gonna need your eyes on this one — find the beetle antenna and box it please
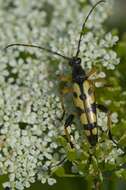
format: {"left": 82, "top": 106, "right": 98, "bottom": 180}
{"left": 75, "top": 0, "right": 105, "bottom": 58}
{"left": 5, "top": 43, "right": 71, "bottom": 61}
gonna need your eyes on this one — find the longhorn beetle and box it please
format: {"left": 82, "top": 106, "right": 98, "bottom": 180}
{"left": 5, "top": 0, "right": 118, "bottom": 147}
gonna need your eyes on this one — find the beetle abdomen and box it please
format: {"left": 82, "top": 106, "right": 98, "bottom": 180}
{"left": 84, "top": 123, "right": 98, "bottom": 146}
{"left": 73, "top": 81, "right": 98, "bottom": 145}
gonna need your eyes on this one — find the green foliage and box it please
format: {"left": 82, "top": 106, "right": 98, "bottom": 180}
{"left": 53, "top": 167, "right": 65, "bottom": 177}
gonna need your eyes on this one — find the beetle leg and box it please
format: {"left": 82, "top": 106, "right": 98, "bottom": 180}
{"left": 86, "top": 67, "right": 97, "bottom": 78}
{"left": 62, "top": 87, "right": 73, "bottom": 95}
{"left": 58, "top": 74, "right": 72, "bottom": 121}
{"left": 51, "top": 114, "right": 76, "bottom": 169}
{"left": 64, "top": 114, "right": 75, "bottom": 148}
{"left": 59, "top": 87, "right": 73, "bottom": 121}
{"left": 92, "top": 78, "right": 106, "bottom": 83}
{"left": 93, "top": 79, "right": 113, "bottom": 88}
{"left": 59, "top": 95, "right": 65, "bottom": 121}
{"left": 59, "top": 75, "right": 72, "bottom": 82}
{"left": 96, "top": 104, "right": 118, "bottom": 145}
{"left": 86, "top": 69, "right": 112, "bottom": 88}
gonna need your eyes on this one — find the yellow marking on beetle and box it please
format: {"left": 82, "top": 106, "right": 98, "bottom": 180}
{"left": 73, "top": 81, "right": 96, "bottom": 124}
{"left": 88, "top": 112, "right": 96, "bottom": 124}
{"left": 62, "top": 87, "right": 73, "bottom": 95}
{"left": 83, "top": 80, "right": 90, "bottom": 92}
{"left": 83, "top": 80, "right": 95, "bottom": 104}
{"left": 73, "top": 83, "right": 84, "bottom": 110}
{"left": 73, "top": 83, "right": 81, "bottom": 95}
{"left": 92, "top": 128, "right": 97, "bottom": 135}
{"left": 88, "top": 98, "right": 95, "bottom": 104}
{"left": 86, "top": 93, "right": 95, "bottom": 104}
{"left": 85, "top": 130, "right": 91, "bottom": 137}
{"left": 88, "top": 93, "right": 95, "bottom": 104}
{"left": 81, "top": 80, "right": 96, "bottom": 124}
{"left": 73, "top": 97, "right": 84, "bottom": 110}
{"left": 80, "top": 113, "right": 88, "bottom": 125}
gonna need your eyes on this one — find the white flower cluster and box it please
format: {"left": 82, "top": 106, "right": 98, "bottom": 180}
{"left": 0, "top": 0, "right": 121, "bottom": 189}
{"left": 1, "top": 78, "right": 65, "bottom": 189}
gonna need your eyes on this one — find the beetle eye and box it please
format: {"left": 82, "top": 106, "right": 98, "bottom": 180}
{"left": 69, "top": 57, "right": 81, "bottom": 66}
{"left": 69, "top": 59, "right": 73, "bottom": 66}
{"left": 76, "top": 58, "right": 81, "bottom": 64}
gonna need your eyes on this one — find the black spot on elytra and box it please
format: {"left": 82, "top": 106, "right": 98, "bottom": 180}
{"left": 79, "top": 94, "right": 86, "bottom": 100}
{"left": 76, "top": 107, "right": 84, "bottom": 115}
{"left": 88, "top": 87, "right": 94, "bottom": 95}
{"left": 91, "top": 103, "right": 96, "bottom": 113}
{"left": 87, "top": 134, "right": 98, "bottom": 146}
{"left": 84, "top": 123, "right": 97, "bottom": 129}
{"left": 73, "top": 92, "right": 77, "bottom": 98}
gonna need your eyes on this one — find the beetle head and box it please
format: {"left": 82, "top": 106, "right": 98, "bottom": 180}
{"left": 69, "top": 57, "right": 81, "bottom": 67}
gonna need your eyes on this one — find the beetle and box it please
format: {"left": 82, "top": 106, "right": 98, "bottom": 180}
{"left": 5, "top": 0, "right": 117, "bottom": 147}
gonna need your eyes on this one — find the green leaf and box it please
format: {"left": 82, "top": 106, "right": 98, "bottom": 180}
{"left": 54, "top": 167, "right": 65, "bottom": 177}
{"left": 67, "top": 149, "right": 77, "bottom": 161}
{"left": 104, "top": 163, "right": 116, "bottom": 171}
{"left": 56, "top": 136, "right": 68, "bottom": 147}
{"left": 115, "top": 168, "right": 126, "bottom": 179}
{"left": 119, "top": 133, "right": 126, "bottom": 146}
{"left": 116, "top": 42, "right": 126, "bottom": 58}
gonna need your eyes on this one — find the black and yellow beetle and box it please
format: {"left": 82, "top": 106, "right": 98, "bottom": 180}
{"left": 5, "top": 0, "right": 116, "bottom": 147}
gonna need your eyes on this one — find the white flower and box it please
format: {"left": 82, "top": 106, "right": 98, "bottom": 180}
{"left": 48, "top": 178, "right": 57, "bottom": 186}
{"left": 111, "top": 112, "right": 119, "bottom": 123}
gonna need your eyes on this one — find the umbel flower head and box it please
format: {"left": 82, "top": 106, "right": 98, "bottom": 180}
{"left": 0, "top": 0, "right": 124, "bottom": 189}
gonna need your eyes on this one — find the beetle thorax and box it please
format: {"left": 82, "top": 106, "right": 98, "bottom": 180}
{"left": 72, "top": 65, "right": 86, "bottom": 84}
